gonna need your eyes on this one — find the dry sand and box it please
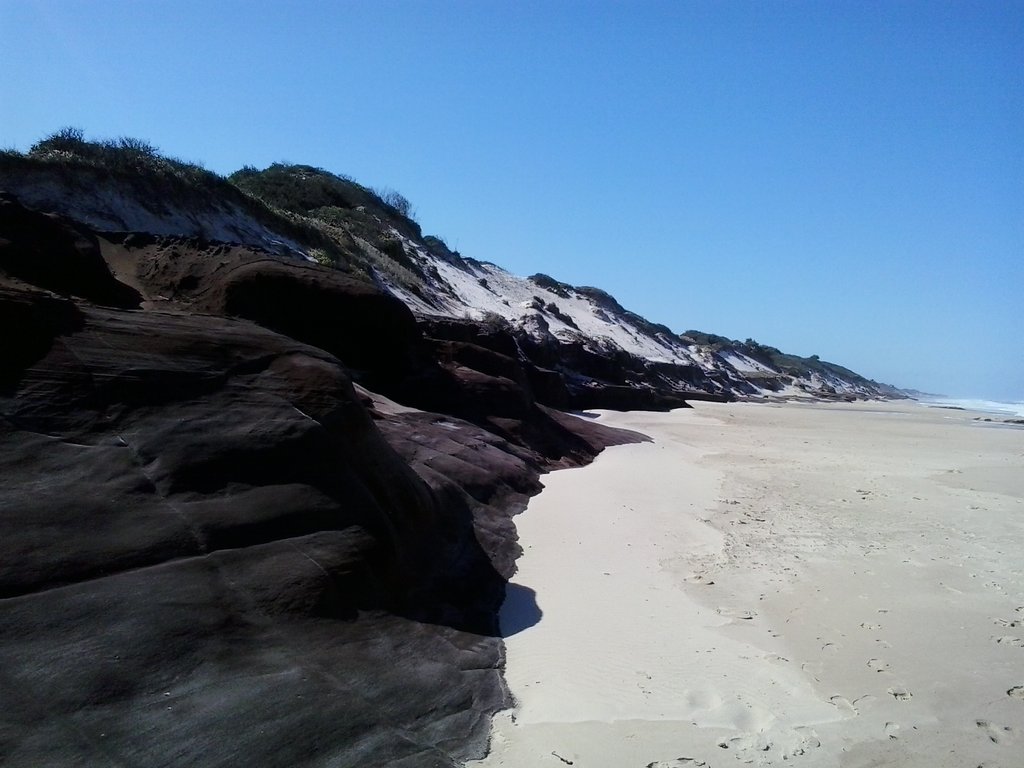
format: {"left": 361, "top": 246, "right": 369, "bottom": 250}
{"left": 467, "top": 401, "right": 1024, "bottom": 768}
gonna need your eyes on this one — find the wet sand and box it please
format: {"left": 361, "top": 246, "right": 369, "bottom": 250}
{"left": 468, "top": 401, "right": 1024, "bottom": 768}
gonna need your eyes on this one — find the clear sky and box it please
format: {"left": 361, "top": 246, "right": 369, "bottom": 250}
{"left": 2, "top": 1, "right": 1021, "bottom": 399}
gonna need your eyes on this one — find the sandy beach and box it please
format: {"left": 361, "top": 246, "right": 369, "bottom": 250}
{"left": 468, "top": 401, "right": 1024, "bottom": 768}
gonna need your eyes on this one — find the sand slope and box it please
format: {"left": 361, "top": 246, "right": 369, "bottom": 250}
{"left": 469, "top": 402, "right": 1024, "bottom": 768}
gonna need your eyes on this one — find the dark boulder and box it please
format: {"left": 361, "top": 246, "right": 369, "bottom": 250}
{"left": 206, "top": 259, "right": 423, "bottom": 380}
{"left": 0, "top": 289, "right": 512, "bottom": 766}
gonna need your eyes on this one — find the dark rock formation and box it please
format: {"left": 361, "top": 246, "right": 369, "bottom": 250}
{"left": 0, "top": 192, "right": 140, "bottom": 308}
{"left": 0, "top": 195, "right": 642, "bottom": 767}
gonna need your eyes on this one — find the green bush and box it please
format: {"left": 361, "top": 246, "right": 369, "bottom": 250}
{"left": 308, "top": 247, "right": 334, "bottom": 267}
{"left": 21, "top": 127, "right": 221, "bottom": 191}
{"left": 528, "top": 273, "right": 571, "bottom": 298}
{"left": 373, "top": 187, "right": 415, "bottom": 221}
{"left": 30, "top": 126, "right": 86, "bottom": 154}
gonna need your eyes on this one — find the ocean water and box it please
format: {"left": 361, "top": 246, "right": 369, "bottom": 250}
{"left": 920, "top": 397, "right": 1024, "bottom": 419}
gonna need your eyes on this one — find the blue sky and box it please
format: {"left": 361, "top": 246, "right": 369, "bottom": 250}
{"left": 2, "top": 1, "right": 1021, "bottom": 399}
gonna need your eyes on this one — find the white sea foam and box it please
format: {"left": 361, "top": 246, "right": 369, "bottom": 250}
{"left": 920, "top": 397, "right": 1024, "bottom": 418}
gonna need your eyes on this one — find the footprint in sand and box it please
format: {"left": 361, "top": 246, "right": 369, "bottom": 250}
{"left": 636, "top": 671, "right": 653, "bottom": 696}
{"left": 976, "top": 720, "right": 1015, "bottom": 744}
{"left": 829, "top": 695, "right": 857, "bottom": 716}
{"left": 993, "top": 617, "right": 1021, "bottom": 628}
{"left": 1008, "top": 686, "right": 1024, "bottom": 699}
{"left": 992, "top": 635, "right": 1024, "bottom": 647}
{"left": 884, "top": 721, "right": 900, "bottom": 740}
{"left": 718, "top": 728, "right": 821, "bottom": 760}
{"left": 860, "top": 622, "right": 881, "bottom": 631}
{"left": 887, "top": 687, "right": 913, "bottom": 701}
{"left": 716, "top": 606, "right": 757, "bottom": 621}
{"left": 802, "top": 661, "right": 824, "bottom": 681}
{"left": 781, "top": 727, "right": 821, "bottom": 758}
{"left": 853, "top": 694, "right": 878, "bottom": 710}
{"left": 867, "top": 658, "right": 891, "bottom": 673}
{"left": 646, "top": 760, "right": 707, "bottom": 768}
{"left": 683, "top": 574, "right": 716, "bottom": 586}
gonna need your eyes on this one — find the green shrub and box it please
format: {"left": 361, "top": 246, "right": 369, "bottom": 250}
{"left": 373, "top": 187, "right": 415, "bottom": 221}
{"left": 308, "top": 247, "right": 334, "bottom": 267}
{"left": 528, "top": 273, "right": 571, "bottom": 298}
{"left": 479, "top": 311, "right": 510, "bottom": 332}
{"left": 21, "top": 128, "right": 222, "bottom": 191}
{"left": 30, "top": 126, "right": 86, "bottom": 154}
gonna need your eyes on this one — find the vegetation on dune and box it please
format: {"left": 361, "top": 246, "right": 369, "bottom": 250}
{"left": 1, "top": 129, "right": 439, "bottom": 293}
{"left": 4, "top": 127, "right": 221, "bottom": 189}
{"left": 227, "top": 163, "right": 436, "bottom": 294}
{"left": 528, "top": 273, "right": 572, "bottom": 298}
{"left": 683, "top": 329, "right": 878, "bottom": 387}
{"left": 228, "top": 163, "right": 419, "bottom": 236}
{"left": 0, "top": 128, "right": 346, "bottom": 261}
{"left": 681, "top": 330, "right": 734, "bottom": 350}
{"left": 739, "top": 339, "right": 845, "bottom": 379}
{"left": 374, "top": 187, "right": 415, "bottom": 221}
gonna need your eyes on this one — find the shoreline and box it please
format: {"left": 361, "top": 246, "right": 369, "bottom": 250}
{"left": 469, "top": 400, "right": 1024, "bottom": 767}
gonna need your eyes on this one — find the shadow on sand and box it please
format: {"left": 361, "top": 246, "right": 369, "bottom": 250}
{"left": 499, "top": 582, "right": 542, "bottom": 637}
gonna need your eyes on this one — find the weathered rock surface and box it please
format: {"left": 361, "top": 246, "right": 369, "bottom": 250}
{"left": 0, "top": 195, "right": 642, "bottom": 767}
{"left": 0, "top": 191, "right": 140, "bottom": 309}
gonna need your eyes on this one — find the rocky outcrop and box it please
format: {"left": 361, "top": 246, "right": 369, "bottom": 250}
{"left": 0, "top": 192, "right": 140, "bottom": 308}
{"left": 418, "top": 316, "right": 702, "bottom": 413}
{"left": 100, "top": 234, "right": 638, "bottom": 465}
{"left": 0, "top": 195, "right": 641, "bottom": 767}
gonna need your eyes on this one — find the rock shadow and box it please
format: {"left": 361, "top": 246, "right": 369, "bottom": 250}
{"left": 499, "top": 582, "right": 542, "bottom": 637}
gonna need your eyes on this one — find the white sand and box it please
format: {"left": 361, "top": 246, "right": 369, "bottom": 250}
{"left": 468, "top": 401, "right": 1024, "bottom": 768}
